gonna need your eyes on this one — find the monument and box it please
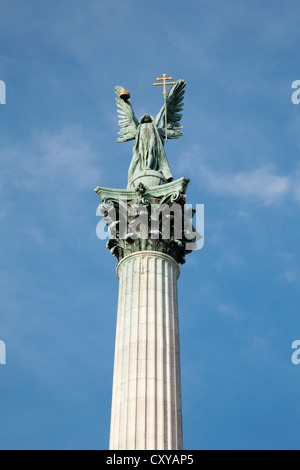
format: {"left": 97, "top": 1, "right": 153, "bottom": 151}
{"left": 95, "top": 75, "right": 200, "bottom": 450}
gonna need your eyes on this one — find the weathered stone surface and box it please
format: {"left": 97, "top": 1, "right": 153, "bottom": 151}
{"left": 95, "top": 177, "right": 200, "bottom": 265}
{"left": 109, "top": 251, "right": 182, "bottom": 450}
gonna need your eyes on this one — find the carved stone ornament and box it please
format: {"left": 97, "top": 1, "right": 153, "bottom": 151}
{"left": 95, "top": 176, "right": 201, "bottom": 265}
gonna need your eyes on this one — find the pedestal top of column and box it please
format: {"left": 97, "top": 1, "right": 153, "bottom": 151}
{"left": 116, "top": 250, "right": 180, "bottom": 280}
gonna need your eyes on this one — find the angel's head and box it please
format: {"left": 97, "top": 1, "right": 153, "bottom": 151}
{"left": 140, "top": 114, "right": 154, "bottom": 124}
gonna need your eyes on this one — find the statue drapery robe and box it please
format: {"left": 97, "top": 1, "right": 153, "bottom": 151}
{"left": 128, "top": 118, "right": 173, "bottom": 183}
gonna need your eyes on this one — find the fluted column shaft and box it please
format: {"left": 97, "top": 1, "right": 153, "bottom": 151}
{"left": 109, "top": 251, "right": 183, "bottom": 450}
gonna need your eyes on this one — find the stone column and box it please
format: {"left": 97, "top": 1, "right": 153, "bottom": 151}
{"left": 109, "top": 251, "right": 183, "bottom": 450}
{"left": 95, "top": 177, "right": 200, "bottom": 450}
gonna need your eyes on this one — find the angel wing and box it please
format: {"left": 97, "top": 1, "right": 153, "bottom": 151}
{"left": 115, "top": 86, "right": 139, "bottom": 143}
{"left": 155, "top": 79, "right": 186, "bottom": 140}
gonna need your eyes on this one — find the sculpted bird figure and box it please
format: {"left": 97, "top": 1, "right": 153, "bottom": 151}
{"left": 115, "top": 80, "right": 186, "bottom": 187}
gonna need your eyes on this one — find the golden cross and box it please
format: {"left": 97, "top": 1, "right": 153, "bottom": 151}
{"left": 153, "top": 73, "right": 177, "bottom": 97}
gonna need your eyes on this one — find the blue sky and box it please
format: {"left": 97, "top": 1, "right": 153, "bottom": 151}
{"left": 0, "top": 0, "right": 300, "bottom": 450}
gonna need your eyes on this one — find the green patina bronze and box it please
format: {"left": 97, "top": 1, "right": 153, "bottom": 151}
{"left": 115, "top": 80, "right": 186, "bottom": 188}
{"left": 95, "top": 79, "right": 201, "bottom": 265}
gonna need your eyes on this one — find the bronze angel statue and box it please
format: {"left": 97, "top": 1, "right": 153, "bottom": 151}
{"left": 115, "top": 80, "right": 186, "bottom": 187}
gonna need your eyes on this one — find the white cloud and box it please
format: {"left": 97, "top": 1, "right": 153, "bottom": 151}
{"left": 245, "top": 336, "right": 269, "bottom": 355}
{"left": 218, "top": 302, "right": 245, "bottom": 321}
{"left": 282, "top": 269, "right": 299, "bottom": 283}
{"left": 203, "top": 163, "right": 289, "bottom": 205}
{"left": 181, "top": 148, "right": 295, "bottom": 206}
{"left": 0, "top": 126, "right": 103, "bottom": 238}
{"left": 290, "top": 165, "right": 300, "bottom": 202}
{"left": 22, "top": 227, "right": 48, "bottom": 247}
{"left": 21, "top": 126, "right": 101, "bottom": 190}
{"left": 0, "top": 126, "right": 103, "bottom": 210}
